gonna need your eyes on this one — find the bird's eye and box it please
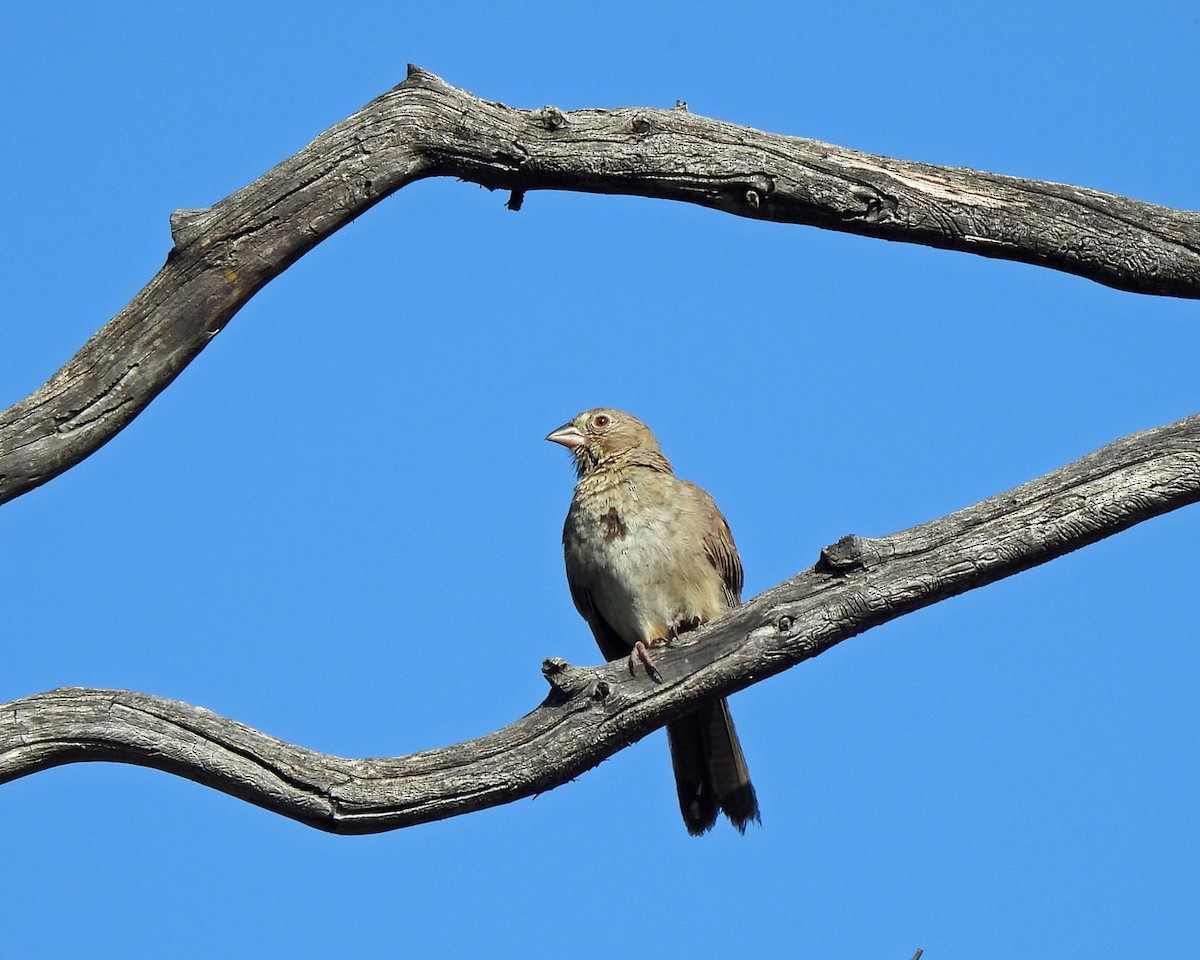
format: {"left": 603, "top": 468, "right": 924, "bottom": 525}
{"left": 593, "top": 414, "right": 610, "bottom": 428}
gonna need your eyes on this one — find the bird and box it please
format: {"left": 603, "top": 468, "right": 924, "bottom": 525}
{"left": 546, "top": 407, "right": 760, "bottom": 835}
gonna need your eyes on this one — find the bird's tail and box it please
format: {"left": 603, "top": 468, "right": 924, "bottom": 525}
{"left": 667, "top": 698, "right": 760, "bottom": 836}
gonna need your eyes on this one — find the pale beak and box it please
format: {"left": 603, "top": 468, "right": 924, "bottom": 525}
{"left": 545, "top": 422, "right": 586, "bottom": 448}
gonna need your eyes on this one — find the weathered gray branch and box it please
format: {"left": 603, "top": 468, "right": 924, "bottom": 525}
{"left": 3, "top": 412, "right": 1197, "bottom": 832}
{"left": 3, "top": 65, "right": 1197, "bottom": 829}
{"left": 2, "top": 66, "right": 1198, "bottom": 507}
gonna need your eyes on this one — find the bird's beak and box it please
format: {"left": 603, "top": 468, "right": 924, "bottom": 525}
{"left": 545, "top": 422, "right": 586, "bottom": 448}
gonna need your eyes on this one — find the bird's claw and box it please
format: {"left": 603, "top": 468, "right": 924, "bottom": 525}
{"left": 629, "top": 639, "right": 665, "bottom": 683}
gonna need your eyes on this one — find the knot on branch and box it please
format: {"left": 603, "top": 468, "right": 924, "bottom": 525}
{"left": 168, "top": 208, "right": 213, "bottom": 249}
{"left": 542, "top": 657, "right": 606, "bottom": 701}
{"left": 848, "top": 187, "right": 898, "bottom": 225}
{"left": 403, "top": 64, "right": 441, "bottom": 86}
{"left": 819, "top": 534, "right": 886, "bottom": 572}
{"left": 536, "top": 105, "right": 565, "bottom": 130}
{"left": 741, "top": 174, "right": 775, "bottom": 211}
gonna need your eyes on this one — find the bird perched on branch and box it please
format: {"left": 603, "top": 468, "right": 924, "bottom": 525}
{"left": 546, "top": 407, "right": 760, "bottom": 835}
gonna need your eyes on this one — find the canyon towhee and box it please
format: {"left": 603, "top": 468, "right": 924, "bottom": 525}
{"left": 547, "top": 407, "right": 760, "bottom": 835}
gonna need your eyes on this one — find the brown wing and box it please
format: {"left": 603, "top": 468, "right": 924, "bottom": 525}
{"left": 690, "top": 481, "right": 743, "bottom": 607}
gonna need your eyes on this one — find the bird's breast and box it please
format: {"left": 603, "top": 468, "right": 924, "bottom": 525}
{"left": 564, "top": 475, "right": 728, "bottom": 645}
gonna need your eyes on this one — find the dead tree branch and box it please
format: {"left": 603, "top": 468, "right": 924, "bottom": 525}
{"left": 1, "top": 66, "right": 1198, "bottom": 507}
{"left": 3, "top": 412, "right": 1197, "bottom": 832}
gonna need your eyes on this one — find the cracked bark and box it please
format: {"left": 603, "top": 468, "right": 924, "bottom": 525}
{"left": 2, "top": 66, "right": 1197, "bottom": 507}
{"left": 4, "top": 412, "right": 1199, "bottom": 831}
{"left": 1, "top": 67, "right": 1197, "bottom": 831}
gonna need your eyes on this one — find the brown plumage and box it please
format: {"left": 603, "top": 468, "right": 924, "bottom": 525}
{"left": 546, "top": 407, "right": 760, "bottom": 835}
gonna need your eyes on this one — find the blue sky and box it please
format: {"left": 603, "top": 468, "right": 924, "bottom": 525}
{"left": 2, "top": 3, "right": 1197, "bottom": 957}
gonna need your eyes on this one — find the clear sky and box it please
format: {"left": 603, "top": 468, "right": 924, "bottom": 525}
{"left": 2, "top": 3, "right": 1197, "bottom": 958}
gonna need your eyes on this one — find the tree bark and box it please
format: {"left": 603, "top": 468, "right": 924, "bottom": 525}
{"left": 2, "top": 67, "right": 1198, "bottom": 831}
{"left": 3, "top": 411, "right": 1197, "bottom": 832}
{"left": 1, "top": 66, "right": 1197, "bottom": 508}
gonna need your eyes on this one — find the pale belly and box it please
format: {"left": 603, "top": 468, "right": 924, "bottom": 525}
{"left": 564, "top": 488, "right": 728, "bottom": 646}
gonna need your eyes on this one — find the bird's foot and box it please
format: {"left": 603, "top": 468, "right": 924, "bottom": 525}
{"left": 628, "top": 639, "right": 666, "bottom": 684}
{"left": 675, "top": 615, "right": 703, "bottom": 635}
{"left": 668, "top": 614, "right": 704, "bottom": 643}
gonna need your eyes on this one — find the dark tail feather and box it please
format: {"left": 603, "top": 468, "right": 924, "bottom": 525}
{"left": 667, "top": 698, "right": 760, "bottom": 836}
{"left": 705, "top": 698, "right": 760, "bottom": 832}
{"left": 667, "top": 711, "right": 720, "bottom": 835}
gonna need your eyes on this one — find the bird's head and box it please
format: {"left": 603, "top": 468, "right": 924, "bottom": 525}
{"left": 546, "top": 408, "right": 672, "bottom": 479}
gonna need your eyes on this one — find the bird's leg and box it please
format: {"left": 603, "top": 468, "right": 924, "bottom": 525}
{"left": 669, "top": 615, "right": 704, "bottom": 641}
{"left": 629, "top": 638, "right": 666, "bottom": 683}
